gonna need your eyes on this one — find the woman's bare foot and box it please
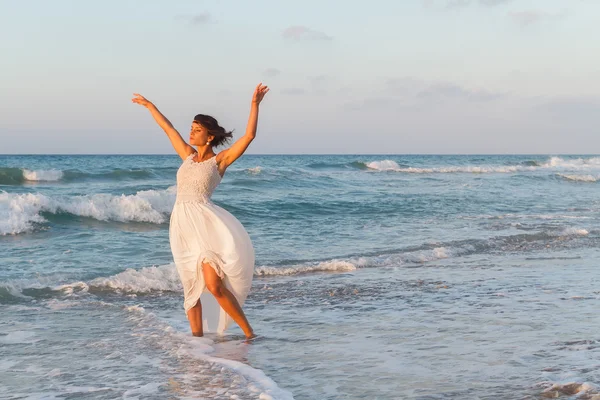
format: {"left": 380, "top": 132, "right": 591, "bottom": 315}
{"left": 192, "top": 332, "right": 203, "bottom": 337}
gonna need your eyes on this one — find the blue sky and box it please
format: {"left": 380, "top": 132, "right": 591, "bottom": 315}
{"left": 1, "top": 0, "right": 598, "bottom": 154}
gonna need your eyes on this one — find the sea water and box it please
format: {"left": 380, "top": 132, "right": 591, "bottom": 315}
{"left": 1, "top": 154, "right": 600, "bottom": 399}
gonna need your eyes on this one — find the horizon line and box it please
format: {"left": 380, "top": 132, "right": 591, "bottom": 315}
{"left": 1, "top": 153, "right": 600, "bottom": 157}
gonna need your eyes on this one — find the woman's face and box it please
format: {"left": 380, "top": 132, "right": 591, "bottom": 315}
{"left": 189, "top": 122, "right": 214, "bottom": 146}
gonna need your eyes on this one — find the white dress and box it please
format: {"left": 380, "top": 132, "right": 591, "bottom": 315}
{"left": 169, "top": 153, "right": 255, "bottom": 333}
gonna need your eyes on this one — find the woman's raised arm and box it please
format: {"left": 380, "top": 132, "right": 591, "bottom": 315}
{"left": 218, "top": 84, "right": 269, "bottom": 169}
{"left": 132, "top": 93, "right": 194, "bottom": 160}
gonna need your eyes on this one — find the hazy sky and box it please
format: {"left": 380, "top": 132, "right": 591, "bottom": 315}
{"left": 1, "top": 0, "right": 599, "bottom": 154}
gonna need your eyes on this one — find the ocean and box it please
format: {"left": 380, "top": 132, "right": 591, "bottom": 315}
{"left": 1, "top": 154, "right": 600, "bottom": 399}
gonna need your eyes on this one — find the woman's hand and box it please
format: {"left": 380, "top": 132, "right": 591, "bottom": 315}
{"left": 132, "top": 93, "right": 153, "bottom": 108}
{"left": 251, "top": 83, "right": 269, "bottom": 105}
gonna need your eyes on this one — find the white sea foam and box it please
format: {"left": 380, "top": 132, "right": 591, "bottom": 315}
{"left": 557, "top": 173, "right": 599, "bottom": 182}
{"left": 366, "top": 160, "right": 403, "bottom": 171}
{"left": 247, "top": 166, "right": 262, "bottom": 174}
{"left": 0, "top": 282, "right": 31, "bottom": 299}
{"left": 540, "top": 381, "right": 597, "bottom": 397}
{"left": 54, "top": 281, "right": 89, "bottom": 295}
{"left": 254, "top": 260, "right": 357, "bottom": 276}
{"left": 0, "top": 188, "right": 176, "bottom": 235}
{"left": 2, "top": 264, "right": 179, "bottom": 299}
{"left": 22, "top": 169, "right": 64, "bottom": 181}
{"left": 121, "top": 382, "right": 163, "bottom": 398}
{"left": 202, "top": 355, "right": 294, "bottom": 400}
{"left": 554, "top": 227, "right": 589, "bottom": 237}
{"left": 45, "top": 299, "right": 81, "bottom": 310}
{"left": 0, "top": 330, "right": 38, "bottom": 344}
{"left": 542, "top": 156, "right": 600, "bottom": 169}
{"left": 88, "top": 264, "right": 181, "bottom": 293}
{"left": 0, "top": 192, "right": 48, "bottom": 235}
{"left": 123, "top": 302, "right": 295, "bottom": 399}
{"left": 365, "top": 160, "right": 527, "bottom": 174}
{"left": 254, "top": 248, "right": 460, "bottom": 277}
{"left": 365, "top": 156, "right": 600, "bottom": 174}
{"left": 357, "top": 245, "right": 472, "bottom": 267}
{"left": 124, "top": 305, "right": 146, "bottom": 313}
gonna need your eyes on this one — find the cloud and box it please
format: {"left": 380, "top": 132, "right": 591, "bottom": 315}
{"left": 345, "top": 78, "right": 505, "bottom": 111}
{"left": 343, "top": 78, "right": 506, "bottom": 113}
{"left": 418, "top": 82, "right": 503, "bottom": 101}
{"left": 191, "top": 13, "right": 211, "bottom": 24}
{"left": 282, "top": 26, "right": 332, "bottom": 41}
{"left": 479, "top": 0, "right": 513, "bottom": 6}
{"left": 307, "top": 75, "right": 331, "bottom": 86}
{"left": 508, "top": 10, "right": 566, "bottom": 27}
{"left": 508, "top": 10, "right": 545, "bottom": 26}
{"left": 263, "top": 68, "right": 281, "bottom": 78}
{"left": 445, "top": 0, "right": 471, "bottom": 10}
{"left": 385, "top": 78, "right": 503, "bottom": 102}
{"left": 176, "top": 12, "right": 212, "bottom": 25}
{"left": 385, "top": 78, "right": 425, "bottom": 95}
{"left": 281, "top": 88, "right": 306, "bottom": 95}
{"left": 343, "top": 96, "right": 411, "bottom": 111}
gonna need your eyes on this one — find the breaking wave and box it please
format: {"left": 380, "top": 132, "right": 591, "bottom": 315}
{"left": 0, "top": 167, "right": 166, "bottom": 185}
{"left": 0, "top": 188, "right": 176, "bottom": 235}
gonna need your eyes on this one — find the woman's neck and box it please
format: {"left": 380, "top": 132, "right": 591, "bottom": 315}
{"left": 195, "top": 146, "right": 215, "bottom": 160}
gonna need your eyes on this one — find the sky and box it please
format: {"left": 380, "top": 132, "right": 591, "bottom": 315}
{"left": 0, "top": 0, "right": 599, "bottom": 154}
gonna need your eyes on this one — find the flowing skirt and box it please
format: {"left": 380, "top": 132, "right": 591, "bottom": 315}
{"left": 169, "top": 201, "right": 255, "bottom": 333}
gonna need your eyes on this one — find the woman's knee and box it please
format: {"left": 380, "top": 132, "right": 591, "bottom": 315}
{"left": 206, "top": 280, "right": 223, "bottom": 297}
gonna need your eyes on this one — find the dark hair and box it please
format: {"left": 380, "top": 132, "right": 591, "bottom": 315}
{"left": 193, "top": 114, "right": 233, "bottom": 147}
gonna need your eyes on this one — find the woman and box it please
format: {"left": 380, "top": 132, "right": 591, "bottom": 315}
{"left": 132, "top": 84, "right": 269, "bottom": 339}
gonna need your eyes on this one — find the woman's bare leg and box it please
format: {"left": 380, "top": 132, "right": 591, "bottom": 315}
{"left": 202, "top": 262, "right": 255, "bottom": 338}
{"left": 187, "top": 300, "right": 203, "bottom": 337}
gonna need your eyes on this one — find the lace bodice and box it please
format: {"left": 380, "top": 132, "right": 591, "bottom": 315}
{"left": 175, "top": 153, "right": 222, "bottom": 203}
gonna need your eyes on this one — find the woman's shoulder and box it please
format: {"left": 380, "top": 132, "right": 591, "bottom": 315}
{"left": 215, "top": 149, "right": 230, "bottom": 165}
{"left": 176, "top": 150, "right": 196, "bottom": 162}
